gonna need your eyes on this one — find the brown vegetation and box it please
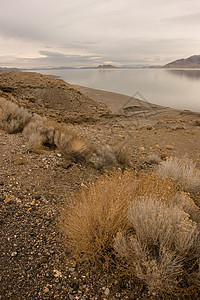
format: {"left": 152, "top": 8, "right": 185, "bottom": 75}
{"left": 156, "top": 156, "right": 200, "bottom": 193}
{"left": 0, "top": 97, "right": 32, "bottom": 133}
{"left": 0, "top": 97, "right": 120, "bottom": 170}
{"left": 60, "top": 167, "right": 200, "bottom": 296}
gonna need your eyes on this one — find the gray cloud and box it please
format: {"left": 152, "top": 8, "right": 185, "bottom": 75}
{"left": 0, "top": 0, "right": 200, "bottom": 68}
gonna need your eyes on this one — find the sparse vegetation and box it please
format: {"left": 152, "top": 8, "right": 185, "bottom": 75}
{"left": 156, "top": 156, "right": 200, "bottom": 193}
{"left": 59, "top": 170, "right": 176, "bottom": 266}
{"left": 146, "top": 153, "right": 162, "bottom": 164}
{"left": 0, "top": 98, "right": 120, "bottom": 169}
{"left": 1, "top": 71, "right": 200, "bottom": 299}
{"left": 60, "top": 168, "right": 200, "bottom": 296}
{"left": 0, "top": 98, "right": 32, "bottom": 133}
{"left": 115, "top": 197, "right": 199, "bottom": 294}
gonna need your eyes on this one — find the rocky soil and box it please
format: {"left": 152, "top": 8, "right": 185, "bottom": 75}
{"left": 1, "top": 70, "right": 200, "bottom": 299}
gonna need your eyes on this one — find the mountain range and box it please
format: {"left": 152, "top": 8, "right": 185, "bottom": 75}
{"left": 164, "top": 55, "right": 200, "bottom": 68}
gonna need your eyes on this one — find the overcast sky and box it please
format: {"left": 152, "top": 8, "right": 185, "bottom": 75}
{"left": 1, "top": 0, "right": 200, "bottom": 68}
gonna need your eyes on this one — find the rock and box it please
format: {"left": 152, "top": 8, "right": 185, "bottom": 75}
{"left": 166, "top": 145, "right": 174, "bottom": 150}
{"left": 139, "top": 147, "right": 145, "bottom": 151}
{"left": 105, "top": 288, "right": 110, "bottom": 295}
{"left": 154, "top": 144, "right": 160, "bottom": 149}
{"left": 68, "top": 267, "right": 75, "bottom": 272}
{"left": 159, "top": 151, "right": 168, "bottom": 159}
{"left": 43, "top": 287, "right": 49, "bottom": 293}
{"left": 53, "top": 269, "right": 62, "bottom": 278}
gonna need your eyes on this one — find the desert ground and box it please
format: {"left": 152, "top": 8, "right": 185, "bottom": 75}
{"left": 0, "top": 70, "right": 200, "bottom": 299}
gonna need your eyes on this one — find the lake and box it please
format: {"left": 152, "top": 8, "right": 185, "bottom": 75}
{"left": 34, "top": 68, "right": 200, "bottom": 112}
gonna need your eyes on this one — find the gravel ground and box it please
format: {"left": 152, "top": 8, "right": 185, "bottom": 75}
{"left": 1, "top": 70, "right": 200, "bottom": 299}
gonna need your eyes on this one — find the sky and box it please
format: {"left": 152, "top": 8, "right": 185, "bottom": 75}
{"left": 1, "top": 0, "right": 200, "bottom": 68}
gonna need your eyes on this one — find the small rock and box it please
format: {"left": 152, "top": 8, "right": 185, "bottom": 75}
{"left": 139, "top": 147, "right": 145, "bottom": 151}
{"left": 43, "top": 287, "right": 49, "bottom": 293}
{"left": 4, "top": 196, "right": 11, "bottom": 203}
{"left": 68, "top": 267, "right": 75, "bottom": 272}
{"left": 105, "top": 288, "right": 110, "bottom": 295}
{"left": 53, "top": 269, "right": 62, "bottom": 277}
{"left": 166, "top": 145, "right": 174, "bottom": 150}
{"left": 154, "top": 144, "right": 160, "bottom": 149}
{"left": 11, "top": 251, "right": 18, "bottom": 257}
{"left": 159, "top": 151, "right": 168, "bottom": 159}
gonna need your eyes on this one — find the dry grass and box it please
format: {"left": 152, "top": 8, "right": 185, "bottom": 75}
{"left": 59, "top": 170, "right": 178, "bottom": 268}
{"left": 146, "top": 153, "right": 162, "bottom": 164}
{"left": 24, "top": 116, "right": 118, "bottom": 169}
{"left": 156, "top": 156, "right": 200, "bottom": 193}
{"left": 115, "top": 197, "right": 199, "bottom": 294}
{"left": 0, "top": 98, "right": 123, "bottom": 169}
{"left": 0, "top": 98, "right": 31, "bottom": 133}
{"left": 60, "top": 169, "right": 200, "bottom": 295}
{"left": 23, "top": 118, "right": 56, "bottom": 151}
{"left": 59, "top": 170, "right": 136, "bottom": 267}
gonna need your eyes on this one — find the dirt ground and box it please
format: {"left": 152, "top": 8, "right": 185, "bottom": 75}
{"left": 1, "top": 70, "right": 200, "bottom": 299}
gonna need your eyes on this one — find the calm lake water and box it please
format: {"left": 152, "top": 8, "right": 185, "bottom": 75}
{"left": 35, "top": 68, "right": 200, "bottom": 112}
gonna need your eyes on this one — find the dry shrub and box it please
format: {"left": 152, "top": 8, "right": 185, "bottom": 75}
{"left": 54, "top": 126, "right": 91, "bottom": 162}
{"left": 146, "top": 153, "right": 162, "bottom": 164}
{"left": 113, "top": 144, "right": 130, "bottom": 168}
{"left": 61, "top": 169, "right": 200, "bottom": 295}
{"left": 156, "top": 156, "right": 200, "bottom": 193}
{"left": 173, "top": 192, "right": 200, "bottom": 224}
{"left": 23, "top": 117, "right": 56, "bottom": 151}
{"left": 59, "top": 170, "right": 178, "bottom": 268}
{"left": 59, "top": 170, "right": 136, "bottom": 267}
{"left": 23, "top": 115, "right": 117, "bottom": 169}
{"left": 115, "top": 197, "right": 199, "bottom": 294}
{"left": 0, "top": 98, "right": 31, "bottom": 133}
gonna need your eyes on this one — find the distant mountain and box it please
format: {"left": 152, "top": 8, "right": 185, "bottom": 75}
{"left": 96, "top": 64, "right": 118, "bottom": 69}
{"left": 164, "top": 55, "right": 200, "bottom": 68}
{"left": 0, "top": 67, "right": 20, "bottom": 70}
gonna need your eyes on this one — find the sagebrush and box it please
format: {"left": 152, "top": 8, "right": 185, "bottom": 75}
{"left": 61, "top": 169, "right": 200, "bottom": 296}
{"left": 0, "top": 98, "right": 32, "bottom": 133}
{"left": 0, "top": 98, "right": 121, "bottom": 169}
{"left": 156, "top": 156, "right": 200, "bottom": 193}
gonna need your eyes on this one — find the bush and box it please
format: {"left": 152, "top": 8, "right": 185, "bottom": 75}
{"left": 0, "top": 98, "right": 31, "bottom": 133}
{"left": 23, "top": 118, "right": 56, "bottom": 152}
{"left": 156, "top": 157, "right": 200, "bottom": 193}
{"left": 60, "top": 169, "right": 200, "bottom": 296}
{"left": 59, "top": 170, "right": 135, "bottom": 267}
{"left": 59, "top": 170, "right": 177, "bottom": 268}
{"left": 146, "top": 153, "right": 162, "bottom": 164}
{"left": 115, "top": 197, "right": 199, "bottom": 294}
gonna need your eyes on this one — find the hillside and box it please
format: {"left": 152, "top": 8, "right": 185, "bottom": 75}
{"left": 96, "top": 64, "right": 118, "bottom": 69}
{"left": 164, "top": 55, "right": 200, "bottom": 68}
{"left": 1, "top": 70, "right": 200, "bottom": 299}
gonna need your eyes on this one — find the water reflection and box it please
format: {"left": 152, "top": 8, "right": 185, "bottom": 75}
{"left": 167, "top": 69, "right": 200, "bottom": 80}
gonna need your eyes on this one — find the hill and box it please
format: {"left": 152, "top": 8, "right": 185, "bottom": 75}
{"left": 164, "top": 55, "right": 200, "bottom": 68}
{"left": 96, "top": 64, "right": 118, "bottom": 69}
{"left": 1, "top": 70, "right": 200, "bottom": 299}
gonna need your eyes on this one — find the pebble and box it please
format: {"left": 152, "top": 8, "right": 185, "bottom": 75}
{"left": 154, "top": 144, "right": 160, "bottom": 149}
{"left": 166, "top": 145, "right": 174, "bottom": 150}
{"left": 43, "top": 287, "right": 49, "bottom": 293}
{"left": 139, "top": 147, "right": 145, "bottom": 151}
{"left": 105, "top": 288, "right": 110, "bottom": 295}
{"left": 68, "top": 267, "right": 75, "bottom": 272}
{"left": 53, "top": 269, "right": 62, "bottom": 277}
